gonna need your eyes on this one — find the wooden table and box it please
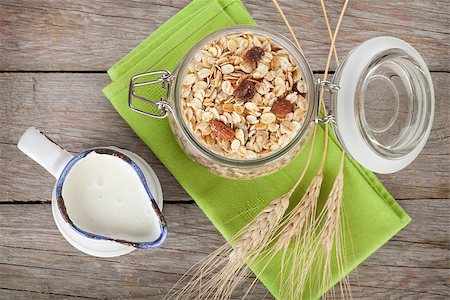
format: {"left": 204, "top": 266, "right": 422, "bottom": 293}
{"left": 1, "top": 1, "right": 448, "bottom": 299}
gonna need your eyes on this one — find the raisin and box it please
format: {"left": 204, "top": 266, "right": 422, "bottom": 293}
{"left": 234, "top": 80, "right": 256, "bottom": 101}
{"left": 244, "top": 46, "right": 265, "bottom": 65}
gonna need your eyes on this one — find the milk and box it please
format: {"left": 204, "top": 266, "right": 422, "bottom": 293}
{"left": 62, "top": 152, "right": 160, "bottom": 243}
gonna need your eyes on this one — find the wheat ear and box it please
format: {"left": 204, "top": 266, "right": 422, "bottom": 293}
{"left": 267, "top": 1, "right": 329, "bottom": 298}
{"left": 270, "top": 0, "right": 350, "bottom": 299}
{"left": 168, "top": 126, "right": 317, "bottom": 299}
{"left": 164, "top": 191, "right": 290, "bottom": 300}
{"left": 315, "top": 1, "right": 351, "bottom": 298}
{"left": 240, "top": 127, "right": 319, "bottom": 299}
{"left": 315, "top": 151, "right": 351, "bottom": 299}
{"left": 278, "top": 171, "right": 324, "bottom": 300}
{"left": 268, "top": 122, "right": 327, "bottom": 300}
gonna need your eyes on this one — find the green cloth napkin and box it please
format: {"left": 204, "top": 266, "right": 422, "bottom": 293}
{"left": 103, "top": 0, "right": 411, "bottom": 298}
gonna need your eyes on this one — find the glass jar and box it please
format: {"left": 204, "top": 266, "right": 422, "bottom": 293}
{"left": 128, "top": 25, "right": 434, "bottom": 178}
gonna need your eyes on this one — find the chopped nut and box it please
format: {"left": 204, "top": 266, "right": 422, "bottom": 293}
{"left": 233, "top": 103, "right": 245, "bottom": 114}
{"left": 270, "top": 56, "right": 280, "bottom": 70}
{"left": 222, "top": 103, "right": 234, "bottom": 112}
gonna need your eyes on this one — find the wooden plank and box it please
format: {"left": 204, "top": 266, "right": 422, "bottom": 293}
{"left": 0, "top": 200, "right": 448, "bottom": 299}
{"left": 1, "top": 72, "right": 448, "bottom": 202}
{"left": 0, "top": 73, "right": 191, "bottom": 202}
{"left": 0, "top": 0, "right": 448, "bottom": 72}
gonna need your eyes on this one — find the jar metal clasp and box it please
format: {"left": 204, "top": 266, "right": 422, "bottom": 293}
{"left": 128, "top": 70, "right": 174, "bottom": 119}
{"left": 314, "top": 78, "right": 340, "bottom": 125}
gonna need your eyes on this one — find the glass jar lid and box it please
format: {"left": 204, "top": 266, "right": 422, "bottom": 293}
{"left": 331, "top": 37, "right": 434, "bottom": 173}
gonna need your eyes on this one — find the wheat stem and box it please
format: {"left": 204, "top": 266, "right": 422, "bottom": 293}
{"left": 319, "top": 0, "right": 349, "bottom": 162}
{"left": 317, "top": 151, "right": 350, "bottom": 299}
{"left": 271, "top": 0, "right": 304, "bottom": 56}
{"left": 317, "top": 1, "right": 351, "bottom": 298}
{"left": 168, "top": 1, "right": 352, "bottom": 298}
{"left": 319, "top": 0, "right": 340, "bottom": 65}
{"left": 166, "top": 125, "right": 318, "bottom": 299}
{"left": 293, "top": 126, "right": 318, "bottom": 188}
{"left": 322, "top": 0, "right": 349, "bottom": 83}
{"left": 271, "top": 1, "right": 351, "bottom": 299}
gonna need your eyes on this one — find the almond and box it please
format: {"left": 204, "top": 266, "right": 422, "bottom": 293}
{"left": 270, "top": 99, "right": 294, "bottom": 118}
{"left": 210, "top": 119, "right": 234, "bottom": 141}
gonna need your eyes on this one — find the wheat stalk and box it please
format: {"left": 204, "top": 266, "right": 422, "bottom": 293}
{"left": 319, "top": 0, "right": 340, "bottom": 65}
{"left": 270, "top": 1, "right": 351, "bottom": 299}
{"left": 232, "top": 194, "right": 290, "bottom": 261}
{"left": 164, "top": 196, "right": 288, "bottom": 299}
{"left": 167, "top": 0, "right": 351, "bottom": 298}
{"left": 271, "top": 0, "right": 304, "bottom": 56}
{"left": 203, "top": 195, "right": 289, "bottom": 300}
{"left": 315, "top": 2, "right": 351, "bottom": 298}
{"left": 164, "top": 194, "right": 293, "bottom": 300}
{"left": 251, "top": 1, "right": 351, "bottom": 296}
{"left": 165, "top": 127, "right": 318, "bottom": 300}
{"left": 277, "top": 171, "right": 324, "bottom": 300}
{"left": 315, "top": 151, "right": 351, "bottom": 299}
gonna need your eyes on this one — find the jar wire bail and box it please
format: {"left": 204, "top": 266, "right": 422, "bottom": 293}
{"left": 128, "top": 70, "right": 173, "bottom": 119}
{"left": 315, "top": 78, "right": 339, "bottom": 125}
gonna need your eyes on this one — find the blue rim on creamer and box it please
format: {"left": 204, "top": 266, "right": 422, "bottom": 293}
{"left": 55, "top": 148, "right": 167, "bottom": 249}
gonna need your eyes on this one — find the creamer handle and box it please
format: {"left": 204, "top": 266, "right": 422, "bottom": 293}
{"left": 18, "top": 127, "right": 74, "bottom": 179}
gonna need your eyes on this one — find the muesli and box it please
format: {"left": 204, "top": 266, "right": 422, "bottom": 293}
{"left": 181, "top": 32, "right": 308, "bottom": 159}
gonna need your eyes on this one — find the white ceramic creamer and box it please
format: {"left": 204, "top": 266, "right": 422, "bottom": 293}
{"left": 62, "top": 152, "right": 161, "bottom": 243}
{"left": 18, "top": 127, "right": 167, "bottom": 257}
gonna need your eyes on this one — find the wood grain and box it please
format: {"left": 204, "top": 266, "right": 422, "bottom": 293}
{"left": 0, "top": 0, "right": 448, "bottom": 72}
{"left": 0, "top": 1, "right": 449, "bottom": 299}
{"left": 0, "top": 200, "right": 448, "bottom": 299}
{"left": 1, "top": 72, "right": 448, "bottom": 203}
